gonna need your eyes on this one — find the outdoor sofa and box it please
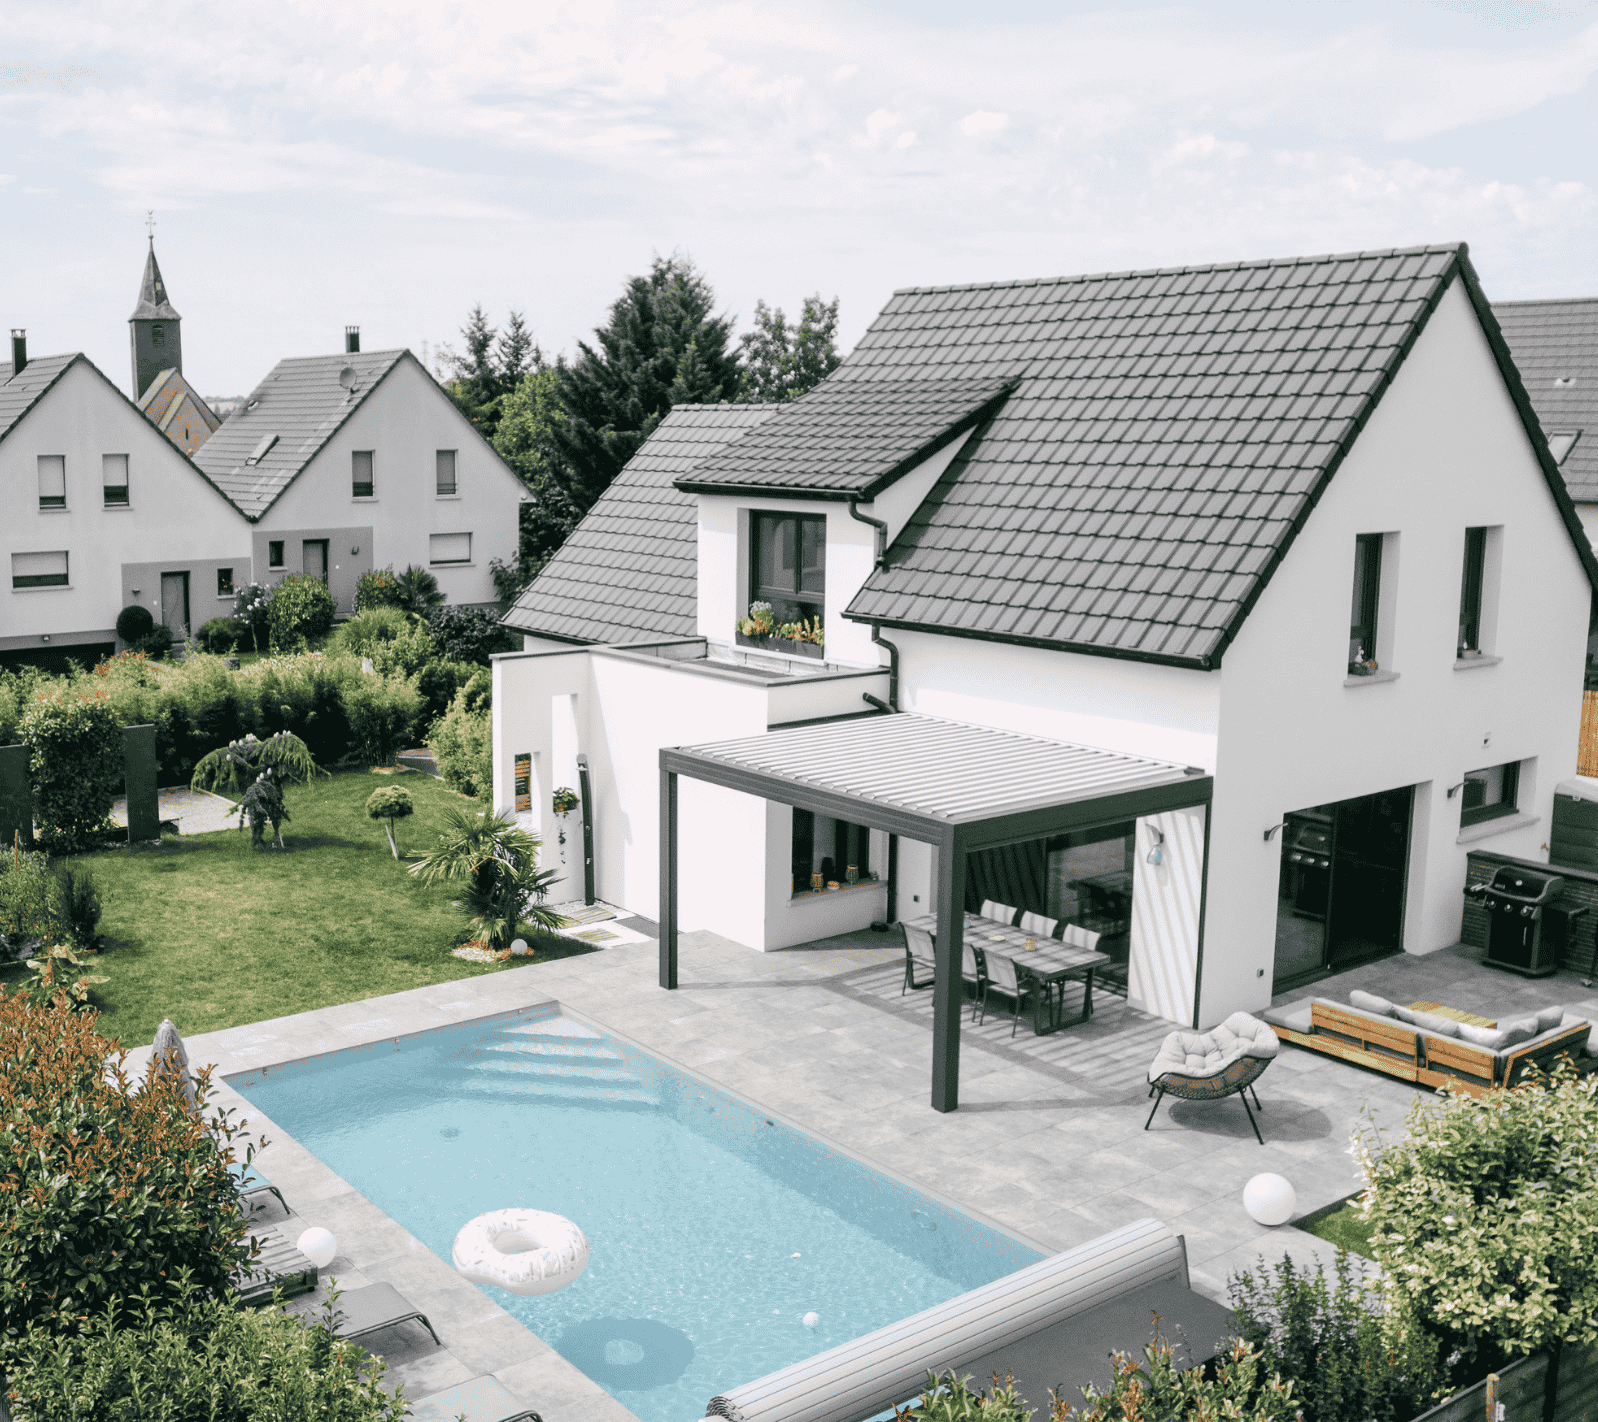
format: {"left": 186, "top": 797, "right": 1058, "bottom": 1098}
{"left": 1264, "top": 990, "right": 1597, "bottom": 1096}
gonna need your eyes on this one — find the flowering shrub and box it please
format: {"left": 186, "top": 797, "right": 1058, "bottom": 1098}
{"left": 1355, "top": 1065, "right": 1598, "bottom": 1363}
{"left": 233, "top": 582, "right": 272, "bottom": 652}
{"left": 18, "top": 692, "right": 123, "bottom": 854}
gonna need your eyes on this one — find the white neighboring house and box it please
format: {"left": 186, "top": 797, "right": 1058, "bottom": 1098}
{"left": 192, "top": 340, "right": 526, "bottom": 615}
{"left": 496, "top": 243, "right": 1595, "bottom": 1036}
{"left": 0, "top": 336, "right": 247, "bottom": 666}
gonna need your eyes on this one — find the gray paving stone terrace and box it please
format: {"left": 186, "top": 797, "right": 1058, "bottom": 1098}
{"left": 122, "top": 931, "right": 1551, "bottom": 1420}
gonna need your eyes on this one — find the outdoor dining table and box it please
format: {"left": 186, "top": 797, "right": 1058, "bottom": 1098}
{"left": 906, "top": 912, "right": 1112, "bottom": 1036}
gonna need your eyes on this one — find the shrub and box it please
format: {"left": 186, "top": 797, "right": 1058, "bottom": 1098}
{"left": 114, "top": 604, "right": 153, "bottom": 644}
{"left": 18, "top": 692, "right": 123, "bottom": 855}
{"left": 1355, "top": 1064, "right": 1598, "bottom": 1364}
{"left": 415, "top": 657, "right": 477, "bottom": 729}
{"left": 233, "top": 582, "right": 272, "bottom": 652}
{"left": 431, "top": 679, "right": 491, "bottom": 797}
{"left": 341, "top": 674, "right": 420, "bottom": 767}
{"left": 893, "top": 1371, "right": 1029, "bottom": 1420}
{"left": 366, "top": 785, "right": 415, "bottom": 857}
{"left": 11, "top": 943, "right": 107, "bottom": 1013}
{"left": 53, "top": 864, "right": 104, "bottom": 954}
{"left": 395, "top": 564, "right": 444, "bottom": 618}
{"left": 197, "top": 616, "right": 244, "bottom": 655}
{"left": 0, "top": 992, "right": 256, "bottom": 1344}
{"left": 355, "top": 565, "right": 403, "bottom": 612}
{"left": 1230, "top": 1252, "right": 1448, "bottom": 1422}
{"left": 189, "top": 731, "right": 326, "bottom": 798}
{"left": 266, "top": 575, "right": 335, "bottom": 651}
{"left": 0, "top": 851, "right": 61, "bottom": 956}
{"left": 410, "top": 806, "right": 562, "bottom": 949}
{"left": 331, "top": 606, "right": 414, "bottom": 660}
{"left": 3, "top": 1281, "right": 408, "bottom": 1421}
{"left": 131, "top": 624, "right": 174, "bottom": 661}
{"left": 1058, "top": 1336, "right": 1299, "bottom": 1422}
{"left": 428, "top": 604, "right": 515, "bottom": 665}
{"left": 240, "top": 770, "right": 289, "bottom": 849}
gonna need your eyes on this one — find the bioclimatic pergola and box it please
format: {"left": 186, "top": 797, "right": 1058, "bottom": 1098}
{"left": 659, "top": 713, "right": 1213, "bottom": 1112}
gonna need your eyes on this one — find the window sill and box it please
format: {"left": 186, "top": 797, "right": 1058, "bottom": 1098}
{"left": 102, "top": 502, "right": 133, "bottom": 511}
{"left": 351, "top": 495, "right": 378, "bottom": 503}
{"left": 11, "top": 583, "right": 72, "bottom": 593}
{"left": 435, "top": 493, "right": 462, "bottom": 501}
{"left": 1454, "top": 654, "right": 1503, "bottom": 672}
{"left": 37, "top": 505, "right": 69, "bottom": 514}
{"left": 1344, "top": 670, "right": 1400, "bottom": 688}
{"left": 790, "top": 879, "right": 885, "bottom": 904}
{"left": 429, "top": 561, "right": 475, "bottom": 568}
{"left": 1456, "top": 811, "right": 1540, "bottom": 846}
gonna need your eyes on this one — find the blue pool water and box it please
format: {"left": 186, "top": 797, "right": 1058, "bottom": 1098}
{"left": 232, "top": 1008, "right": 1040, "bottom": 1421}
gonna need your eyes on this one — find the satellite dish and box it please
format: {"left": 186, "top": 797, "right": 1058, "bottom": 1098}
{"left": 338, "top": 364, "right": 357, "bottom": 392}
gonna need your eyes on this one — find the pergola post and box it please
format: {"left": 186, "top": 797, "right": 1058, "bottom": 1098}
{"left": 659, "top": 769, "right": 678, "bottom": 989}
{"left": 931, "top": 829, "right": 965, "bottom": 1113}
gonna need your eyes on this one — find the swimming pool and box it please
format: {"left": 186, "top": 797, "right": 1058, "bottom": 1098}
{"left": 232, "top": 1008, "right": 1042, "bottom": 1421}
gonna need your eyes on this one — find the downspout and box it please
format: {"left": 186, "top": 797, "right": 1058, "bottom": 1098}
{"left": 850, "top": 500, "right": 901, "bottom": 926}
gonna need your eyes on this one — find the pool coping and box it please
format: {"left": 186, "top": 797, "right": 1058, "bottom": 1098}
{"left": 128, "top": 941, "right": 1053, "bottom": 1421}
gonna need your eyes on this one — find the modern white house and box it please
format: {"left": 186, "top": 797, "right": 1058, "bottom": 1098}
{"left": 495, "top": 242, "right": 1595, "bottom": 1106}
{"left": 1, "top": 243, "right": 526, "bottom": 667}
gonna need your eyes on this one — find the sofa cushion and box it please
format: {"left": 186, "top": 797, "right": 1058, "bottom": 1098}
{"left": 1392, "top": 1006, "right": 1461, "bottom": 1038}
{"left": 1349, "top": 989, "right": 1395, "bottom": 1016}
{"left": 1560, "top": 1016, "right": 1598, "bottom": 1057}
{"left": 1501, "top": 1017, "right": 1539, "bottom": 1046}
{"left": 1535, "top": 1005, "right": 1565, "bottom": 1033}
{"left": 1456, "top": 1022, "right": 1510, "bottom": 1051}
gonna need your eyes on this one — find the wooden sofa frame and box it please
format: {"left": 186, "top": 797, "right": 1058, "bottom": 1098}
{"left": 1272, "top": 1001, "right": 1591, "bottom": 1097}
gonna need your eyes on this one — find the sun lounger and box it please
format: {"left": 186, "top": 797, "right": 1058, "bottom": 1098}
{"left": 231, "top": 1161, "right": 289, "bottom": 1216}
{"left": 408, "top": 1376, "right": 543, "bottom": 1422}
{"left": 233, "top": 1221, "right": 318, "bottom": 1306}
{"left": 330, "top": 1282, "right": 442, "bottom": 1349}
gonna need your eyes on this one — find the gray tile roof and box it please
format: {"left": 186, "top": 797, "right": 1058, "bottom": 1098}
{"left": 675, "top": 376, "right": 1015, "bottom": 499}
{"left": 130, "top": 244, "right": 180, "bottom": 321}
{"left": 503, "top": 404, "right": 773, "bottom": 643}
{"left": 842, "top": 243, "right": 1577, "bottom": 667}
{"left": 1493, "top": 296, "right": 1598, "bottom": 502}
{"left": 191, "top": 350, "right": 408, "bottom": 518}
{"left": 0, "top": 353, "right": 80, "bottom": 442}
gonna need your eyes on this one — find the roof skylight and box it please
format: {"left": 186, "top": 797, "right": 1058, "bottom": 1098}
{"left": 1548, "top": 431, "right": 1581, "bottom": 466}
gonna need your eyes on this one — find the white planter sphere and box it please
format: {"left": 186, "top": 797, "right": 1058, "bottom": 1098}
{"left": 509, "top": 938, "right": 529, "bottom": 956}
{"left": 1243, "top": 1173, "right": 1296, "bottom": 1226}
{"left": 297, "top": 1226, "right": 338, "bottom": 1268}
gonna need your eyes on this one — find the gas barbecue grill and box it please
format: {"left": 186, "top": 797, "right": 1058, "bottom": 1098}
{"left": 1464, "top": 866, "right": 1581, "bottom": 977}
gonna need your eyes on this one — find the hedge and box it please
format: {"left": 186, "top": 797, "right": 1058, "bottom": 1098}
{"left": 18, "top": 692, "right": 124, "bottom": 854}
{"left": 267, "top": 575, "right": 335, "bottom": 651}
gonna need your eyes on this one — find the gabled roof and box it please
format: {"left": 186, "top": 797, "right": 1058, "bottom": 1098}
{"left": 191, "top": 349, "right": 410, "bottom": 519}
{"left": 0, "top": 353, "right": 80, "bottom": 441}
{"left": 841, "top": 242, "right": 1597, "bottom": 667}
{"left": 130, "top": 242, "right": 180, "bottom": 322}
{"left": 1493, "top": 296, "right": 1598, "bottom": 502}
{"left": 674, "top": 376, "right": 1016, "bottom": 500}
{"left": 138, "top": 367, "right": 221, "bottom": 440}
{"left": 503, "top": 404, "right": 772, "bottom": 644}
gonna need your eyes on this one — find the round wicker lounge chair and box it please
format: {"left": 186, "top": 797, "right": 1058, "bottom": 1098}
{"left": 1145, "top": 1012, "right": 1279, "bottom": 1145}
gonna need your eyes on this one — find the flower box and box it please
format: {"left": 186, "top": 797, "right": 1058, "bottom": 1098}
{"left": 735, "top": 632, "right": 824, "bottom": 661}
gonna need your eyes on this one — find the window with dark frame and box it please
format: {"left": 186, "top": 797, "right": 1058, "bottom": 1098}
{"left": 1348, "top": 533, "right": 1382, "bottom": 674}
{"left": 1460, "top": 761, "right": 1520, "bottom": 827}
{"left": 352, "top": 450, "right": 374, "bottom": 498}
{"left": 37, "top": 455, "right": 65, "bottom": 510}
{"left": 102, "top": 454, "right": 129, "bottom": 507}
{"left": 750, "top": 511, "right": 825, "bottom": 627}
{"left": 436, "top": 449, "right": 457, "bottom": 495}
{"left": 1458, "top": 526, "right": 1487, "bottom": 656}
{"left": 790, "top": 806, "right": 871, "bottom": 894}
{"left": 268, "top": 540, "right": 285, "bottom": 568}
{"left": 217, "top": 568, "right": 234, "bottom": 597}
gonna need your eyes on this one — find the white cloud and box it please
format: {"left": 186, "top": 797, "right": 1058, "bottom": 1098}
{"left": 858, "top": 107, "right": 903, "bottom": 146}
{"left": 896, "top": 130, "right": 916, "bottom": 149}
{"left": 959, "top": 110, "right": 1009, "bottom": 136}
{"left": 832, "top": 64, "right": 858, "bottom": 82}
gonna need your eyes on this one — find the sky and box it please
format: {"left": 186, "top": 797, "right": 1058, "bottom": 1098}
{"left": 4, "top": 0, "right": 1598, "bottom": 397}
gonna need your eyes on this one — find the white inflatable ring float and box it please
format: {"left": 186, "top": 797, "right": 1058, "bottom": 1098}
{"left": 452, "top": 1208, "right": 589, "bottom": 1297}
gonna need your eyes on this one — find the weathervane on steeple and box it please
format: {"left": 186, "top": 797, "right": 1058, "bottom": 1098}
{"left": 146, "top": 209, "right": 156, "bottom": 244}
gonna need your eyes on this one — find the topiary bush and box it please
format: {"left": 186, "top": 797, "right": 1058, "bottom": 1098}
{"left": 3, "top": 1282, "right": 409, "bottom": 1421}
{"left": 354, "top": 566, "right": 403, "bottom": 612}
{"left": 189, "top": 731, "right": 326, "bottom": 798}
{"left": 114, "top": 604, "right": 153, "bottom": 645}
{"left": 266, "top": 575, "right": 335, "bottom": 651}
{"left": 428, "top": 604, "right": 515, "bottom": 665}
{"left": 0, "top": 991, "right": 257, "bottom": 1345}
{"left": 18, "top": 692, "right": 123, "bottom": 855}
{"left": 366, "top": 785, "right": 415, "bottom": 858}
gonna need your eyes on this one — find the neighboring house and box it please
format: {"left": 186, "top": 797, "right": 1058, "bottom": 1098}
{"left": 191, "top": 334, "right": 526, "bottom": 615}
{"left": 0, "top": 333, "right": 248, "bottom": 667}
{"left": 137, "top": 368, "right": 221, "bottom": 456}
{"left": 497, "top": 244, "right": 1597, "bottom": 1030}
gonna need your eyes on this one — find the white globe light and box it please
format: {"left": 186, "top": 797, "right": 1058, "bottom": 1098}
{"left": 297, "top": 1226, "right": 338, "bottom": 1268}
{"left": 509, "top": 938, "right": 529, "bottom": 956}
{"left": 1243, "top": 1173, "right": 1296, "bottom": 1226}
{"left": 802, "top": 1311, "right": 820, "bottom": 1328}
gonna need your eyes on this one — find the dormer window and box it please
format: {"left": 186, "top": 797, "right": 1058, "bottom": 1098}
{"left": 751, "top": 511, "right": 825, "bottom": 627}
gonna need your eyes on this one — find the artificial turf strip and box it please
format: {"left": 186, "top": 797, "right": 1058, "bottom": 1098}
{"left": 0, "top": 770, "right": 593, "bottom": 1050}
{"left": 1292, "top": 1194, "right": 1378, "bottom": 1260}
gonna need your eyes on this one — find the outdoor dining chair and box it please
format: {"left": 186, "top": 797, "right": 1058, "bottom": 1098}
{"left": 977, "top": 950, "right": 1038, "bottom": 1036}
{"left": 901, "top": 923, "right": 936, "bottom": 994}
{"left": 1019, "top": 911, "right": 1059, "bottom": 939}
{"left": 1061, "top": 923, "right": 1103, "bottom": 952}
{"left": 963, "top": 941, "right": 988, "bottom": 1021}
{"left": 980, "top": 900, "right": 1019, "bottom": 925}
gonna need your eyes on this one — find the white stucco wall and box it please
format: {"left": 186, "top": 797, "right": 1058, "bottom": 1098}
{"left": 1199, "top": 278, "right": 1591, "bottom": 1024}
{"left": 257, "top": 358, "right": 523, "bottom": 608}
{"left": 1, "top": 358, "right": 246, "bottom": 651}
{"left": 1126, "top": 806, "right": 1208, "bottom": 1022}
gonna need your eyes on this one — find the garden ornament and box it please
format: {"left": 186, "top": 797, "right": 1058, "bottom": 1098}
{"left": 297, "top": 1226, "right": 337, "bottom": 1268}
{"left": 152, "top": 1017, "right": 197, "bottom": 1114}
{"left": 1243, "top": 1172, "right": 1296, "bottom": 1225}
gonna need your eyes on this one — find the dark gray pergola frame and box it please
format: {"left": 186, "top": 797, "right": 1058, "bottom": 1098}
{"left": 659, "top": 746, "right": 1213, "bottom": 1113}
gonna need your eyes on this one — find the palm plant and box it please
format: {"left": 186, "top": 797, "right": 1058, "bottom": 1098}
{"left": 394, "top": 564, "right": 445, "bottom": 621}
{"left": 410, "top": 807, "right": 565, "bottom": 948}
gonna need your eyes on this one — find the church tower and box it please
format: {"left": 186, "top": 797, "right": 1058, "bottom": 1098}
{"left": 129, "top": 236, "right": 182, "bottom": 401}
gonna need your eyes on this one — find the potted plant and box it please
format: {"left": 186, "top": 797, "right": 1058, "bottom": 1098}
{"left": 551, "top": 787, "right": 580, "bottom": 873}
{"left": 735, "top": 604, "right": 825, "bottom": 660}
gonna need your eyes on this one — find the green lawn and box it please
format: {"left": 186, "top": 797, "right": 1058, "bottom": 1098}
{"left": 1, "top": 771, "right": 590, "bottom": 1049}
{"left": 1294, "top": 1194, "right": 1377, "bottom": 1260}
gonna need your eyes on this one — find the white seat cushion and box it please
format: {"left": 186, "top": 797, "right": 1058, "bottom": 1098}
{"left": 1148, "top": 1012, "right": 1279, "bottom": 1084}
